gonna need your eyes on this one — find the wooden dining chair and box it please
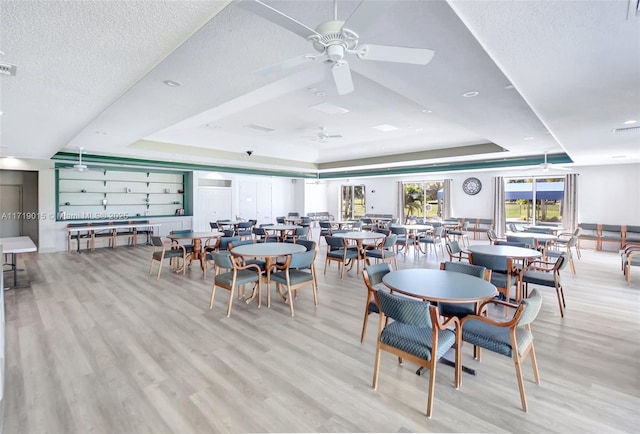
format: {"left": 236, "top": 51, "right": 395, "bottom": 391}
{"left": 469, "top": 252, "right": 517, "bottom": 317}
{"left": 518, "top": 253, "right": 567, "bottom": 317}
{"left": 270, "top": 249, "right": 318, "bottom": 316}
{"left": 324, "top": 236, "right": 359, "bottom": 279}
{"left": 148, "top": 236, "right": 186, "bottom": 279}
{"left": 208, "top": 251, "right": 262, "bottom": 316}
{"left": 373, "top": 291, "right": 461, "bottom": 418}
{"left": 438, "top": 262, "right": 491, "bottom": 320}
{"left": 460, "top": 288, "right": 542, "bottom": 412}
{"left": 360, "top": 262, "right": 392, "bottom": 343}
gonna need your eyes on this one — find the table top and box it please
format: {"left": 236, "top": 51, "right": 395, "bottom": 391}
{"left": 231, "top": 242, "right": 306, "bottom": 257}
{"left": 262, "top": 224, "right": 301, "bottom": 231}
{"left": 383, "top": 269, "right": 497, "bottom": 303}
{"left": 0, "top": 236, "right": 38, "bottom": 254}
{"left": 168, "top": 231, "right": 224, "bottom": 240}
{"left": 506, "top": 231, "right": 558, "bottom": 241}
{"left": 467, "top": 244, "right": 542, "bottom": 258}
{"left": 66, "top": 223, "right": 161, "bottom": 233}
{"left": 332, "top": 231, "right": 386, "bottom": 241}
{"left": 396, "top": 224, "right": 434, "bottom": 231}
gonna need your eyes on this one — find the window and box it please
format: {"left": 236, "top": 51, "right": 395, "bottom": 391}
{"left": 402, "top": 181, "right": 444, "bottom": 222}
{"left": 505, "top": 177, "right": 565, "bottom": 225}
{"left": 341, "top": 185, "right": 366, "bottom": 220}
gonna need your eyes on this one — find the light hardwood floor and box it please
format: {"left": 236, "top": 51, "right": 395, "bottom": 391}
{"left": 3, "top": 233, "right": 639, "bottom": 433}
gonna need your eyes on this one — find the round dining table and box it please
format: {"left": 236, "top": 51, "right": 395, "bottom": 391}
{"left": 262, "top": 224, "right": 301, "bottom": 241}
{"left": 467, "top": 244, "right": 542, "bottom": 260}
{"left": 168, "top": 231, "right": 224, "bottom": 274}
{"left": 382, "top": 268, "right": 498, "bottom": 303}
{"left": 332, "top": 231, "right": 387, "bottom": 275}
{"left": 231, "top": 242, "right": 306, "bottom": 307}
{"left": 383, "top": 268, "right": 497, "bottom": 376}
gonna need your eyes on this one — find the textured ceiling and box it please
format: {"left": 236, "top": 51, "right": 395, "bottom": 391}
{"left": 1, "top": 0, "right": 639, "bottom": 175}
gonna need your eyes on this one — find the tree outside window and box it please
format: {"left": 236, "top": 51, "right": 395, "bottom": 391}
{"left": 341, "top": 185, "right": 365, "bottom": 220}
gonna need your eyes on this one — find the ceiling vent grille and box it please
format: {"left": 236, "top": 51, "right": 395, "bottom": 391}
{"left": 613, "top": 126, "right": 640, "bottom": 133}
{"left": 0, "top": 63, "right": 17, "bottom": 76}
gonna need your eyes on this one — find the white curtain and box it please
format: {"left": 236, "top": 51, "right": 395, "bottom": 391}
{"left": 397, "top": 182, "right": 405, "bottom": 222}
{"left": 562, "top": 173, "right": 579, "bottom": 232}
{"left": 492, "top": 177, "right": 506, "bottom": 237}
{"left": 443, "top": 179, "right": 452, "bottom": 219}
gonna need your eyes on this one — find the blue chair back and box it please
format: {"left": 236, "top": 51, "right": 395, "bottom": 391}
{"left": 497, "top": 240, "right": 529, "bottom": 248}
{"left": 363, "top": 263, "right": 392, "bottom": 286}
{"left": 382, "top": 234, "right": 397, "bottom": 249}
{"left": 470, "top": 252, "right": 509, "bottom": 273}
{"left": 210, "top": 251, "right": 233, "bottom": 269}
{"left": 442, "top": 261, "right": 487, "bottom": 279}
{"left": 229, "top": 239, "right": 254, "bottom": 249}
{"left": 287, "top": 250, "right": 316, "bottom": 269}
{"left": 377, "top": 291, "right": 432, "bottom": 328}
{"left": 325, "top": 236, "right": 346, "bottom": 251}
{"left": 295, "top": 239, "right": 316, "bottom": 251}
{"left": 518, "top": 288, "right": 542, "bottom": 325}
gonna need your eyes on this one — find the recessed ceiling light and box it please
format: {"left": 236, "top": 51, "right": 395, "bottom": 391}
{"left": 422, "top": 109, "right": 432, "bottom": 113}
{"left": 315, "top": 91, "right": 325, "bottom": 96}
{"left": 462, "top": 91, "right": 479, "bottom": 98}
{"left": 623, "top": 120, "right": 637, "bottom": 125}
{"left": 163, "top": 80, "right": 181, "bottom": 87}
{"left": 309, "top": 102, "right": 349, "bottom": 114}
{"left": 523, "top": 136, "right": 534, "bottom": 140}
{"left": 373, "top": 124, "right": 398, "bottom": 132}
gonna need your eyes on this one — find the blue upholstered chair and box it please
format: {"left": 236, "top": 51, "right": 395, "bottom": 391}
{"left": 148, "top": 236, "right": 187, "bottom": 280}
{"left": 419, "top": 226, "right": 445, "bottom": 257}
{"left": 469, "top": 252, "right": 517, "bottom": 317}
{"left": 324, "top": 236, "right": 359, "bottom": 279}
{"left": 360, "top": 262, "right": 392, "bottom": 343}
{"left": 364, "top": 234, "right": 398, "bottom": 269}
{"left": 208, "top": 251, "right": 262, "bottom": 317}
{"left": 389, "top": 226, "right": 411, "bottom": 255}
{"left": 276, "top": 216, "right": 286, "bottom": 224}
{"left": 226, "top": 239, "right": 266, "bottom": 272}
{"left": 168, "top": 230, "right": 194, "bottom": 254}
{"left": 518, "top": 253, "right": 567, "bottom": 317}
{"left": 460, "top": 288, "right": 542, "bottom": 412}
{"left": 547, "top": 235, "right": 577, "bottom": 276}
{"left": 284, "top": 226, "right": 310, "bottom": 243}
{"left": 236, "top": 221, "right": 254, "bottom": 240}
{"left": 445, "top": 240, "right": 469, "bottom": 262}
{"left": 270, "top": 249, "right": 318, "bottom": 316}
{"left": 372, "top": 291, "right": 461, "bottom": 418}
{"left": 496, "top": 240, "right": 529, "bottom": 248}
{"left": 252, "top": 226, "right": 276, "bottom": 243}
{"left": 438, "top": 261, "right": 491, "bottom": 319}
{"left": 294, "top": 238, "right": 317, "bottom": 252}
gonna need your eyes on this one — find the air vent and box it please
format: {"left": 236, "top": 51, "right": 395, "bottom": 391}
{"left": 0, "top": 63, "right": 17, "bottom": 76}
{"left": 613, "top": 126, "right": 640, "bottom": 133}
{"left": 244, "top": 124, "right": 275, "bottom": 132}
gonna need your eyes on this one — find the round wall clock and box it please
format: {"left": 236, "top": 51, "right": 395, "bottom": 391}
{"left": 462, "top": 177, "right": 482, "bottom": 195}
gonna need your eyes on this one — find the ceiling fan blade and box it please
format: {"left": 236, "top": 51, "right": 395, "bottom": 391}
{"left": 357, "top": 44, "right": 435, "bottom": 65}
{"left": 331, "top": 60, "right": 354, "bottom": 95}
{"left": 257, "top": 54, "right": 316, "bottom": 76}
{"left": 342, "top": 0, "right": 393, "bottom": 34}
{"left": 238, "top": 0, "right": 320, "bottom": 39}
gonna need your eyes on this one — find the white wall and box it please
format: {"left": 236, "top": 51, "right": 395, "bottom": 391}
{"left": 310, "top": 163, "right": 640, "bottom": 226}
{"left": 3, "top": 158, "right": 638, "bottom": 252}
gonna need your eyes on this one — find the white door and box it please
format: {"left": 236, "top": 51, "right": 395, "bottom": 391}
{"left": 196, "top": 187, "right": 232, "bottom": 232}
{"left": 0, "top": 185, "right": 22, "bottom": 237}
{"left": 256, "top": 183, "right": 272, "bottom": 225}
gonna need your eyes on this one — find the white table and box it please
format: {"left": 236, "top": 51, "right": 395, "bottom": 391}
{"left": 66, "top": 223, "right": 161, "bottom": 252}
{"left": 1, "top": 236, "right": 37, "bottom": 289}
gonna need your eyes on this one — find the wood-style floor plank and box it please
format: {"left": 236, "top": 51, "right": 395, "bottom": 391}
{"left": 3, "top": 232, "right": 640, "bottom": 433}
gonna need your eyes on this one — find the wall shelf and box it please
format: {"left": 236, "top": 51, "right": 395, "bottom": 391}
{"left": 56, "top": 169, "right": 187, "bottom": 221}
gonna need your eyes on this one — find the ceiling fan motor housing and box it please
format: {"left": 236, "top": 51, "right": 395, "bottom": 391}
{"left": 309, "top": 20, "right": 358, "bottom": 56}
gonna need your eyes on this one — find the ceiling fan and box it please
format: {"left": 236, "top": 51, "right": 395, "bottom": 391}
{"left": 54, "top": 147, "right": 91, "bottom": 171}
{"left": 238, "top": 0, "right": 435, "bottom": 95}
{"left": 306, "top": 126, "right": 343, "bottom": 142}
{"left": 537, "top": 152, "right": 571, "bottom": 172}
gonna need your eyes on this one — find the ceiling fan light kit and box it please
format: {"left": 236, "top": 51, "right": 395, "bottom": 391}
{"left": 240, "top": 0, "right": 435, "bottom": 95}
